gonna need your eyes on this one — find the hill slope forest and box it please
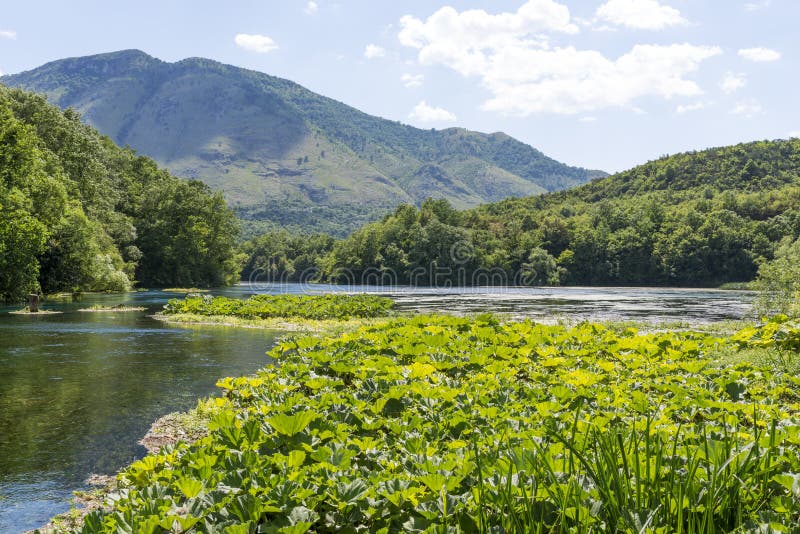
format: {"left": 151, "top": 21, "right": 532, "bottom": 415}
{"left": 243, "top": 139, "right": 800, "bottom": 288}
{"left": 0, "top": 86, "right": 241, "bottom": 301}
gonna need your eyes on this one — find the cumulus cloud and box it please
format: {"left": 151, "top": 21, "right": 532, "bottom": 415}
{"left": 304, "top": 1, "right": 319, "bottom": 15}
{"left": 676, "top": 102, "right": 706, "bottom": 114}
{"left": 409, "top": 101, "right": 457, "bottom": 123}
{"left": 399, "top": 2, "right": 719, "bottom": 115}
{"left": 744, "top": 0, "right": 771, "bottom": 11}
{"left": 364, "top": 44, "right": 386, "bottom": 59}
{"left": 0, "top": 30, "right": 16, "bottom": 40}
{"left": 401, "top": 73, "right": 424, "bottom": 88}
{"left": 732, "top": 99, "right": 762, "bottom": 117}
{"left": 738, "top": 47, "right": 781, "bottom": 62}
{"left": 399, "top": 0, "right": 578, "bottom": 76}
{"left": 720, "top": 72, "right": 746, "bottom": 94}
{"left": 482, "top": 44, "right": 721, "bottom": 115}
{"left": 595, "top": 0, "right": 687, "bottom": 30}
{"left": 234, "top": 33, "right": 278, "bottom": 54}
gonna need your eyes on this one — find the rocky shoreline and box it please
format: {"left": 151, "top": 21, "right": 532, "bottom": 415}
{"left": 33, "top": 407, "right": 212, "bottom": 533}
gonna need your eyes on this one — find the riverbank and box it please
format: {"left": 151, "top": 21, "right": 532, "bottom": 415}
{"left": 33, "top": 399, "right": 221, "bottom": 533}
{"left": 40, "top": 314, "right": 800, "bottom": 532}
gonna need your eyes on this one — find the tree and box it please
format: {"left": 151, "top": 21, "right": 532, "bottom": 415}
{"left": 754, "top": 237, "right": 800, "bottom": 317}
{"left": 522, "top": 248, "right": 563, "bottom": 286}
{"left": 0, "top": 189, "right": 48, "bottom": 300}
{"left": 0, "top": 86, "right": 243, "bottom": 298}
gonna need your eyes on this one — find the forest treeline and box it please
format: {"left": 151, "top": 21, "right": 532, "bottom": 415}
{"left": 6, "top": 80, "right": 799, "bottom": 296}
{"left": 0, "top": 87, "right": 241, "bottom": 301}
{"left": 242, "top": 139, "right": 800, "bottom": 288}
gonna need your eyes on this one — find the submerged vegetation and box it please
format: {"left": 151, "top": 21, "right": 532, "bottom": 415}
{"left": 73, "top": 314, "right": 800, "bottom": 533}
{"left": 163, "top": 294, "right": 395, "bottom": 321}
{"left": 78, "top": 305, "right": 147, "bottom": 313}
{"left": 0, "top": 86, "right": 241, "bottom": 302}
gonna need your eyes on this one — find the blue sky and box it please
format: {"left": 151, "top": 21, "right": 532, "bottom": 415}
{"left": 0, "top": 0, "right": 797, "bottom": 173}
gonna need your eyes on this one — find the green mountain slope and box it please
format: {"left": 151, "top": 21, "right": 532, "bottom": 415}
{"left": 0, "top": 85, "right": 240, "bottom": 300}
{"left": 245, "top": 139, "right": 800, "bottom": 288}
{"left": 1, "top": 50, "right": 605, "bottom": 236}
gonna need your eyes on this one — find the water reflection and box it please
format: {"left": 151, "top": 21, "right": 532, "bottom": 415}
{"left": 0, "top": 294, "right": 279, "bottom": 532}
{"left": 0, "top": 285, "right": 753, "bottom": 531}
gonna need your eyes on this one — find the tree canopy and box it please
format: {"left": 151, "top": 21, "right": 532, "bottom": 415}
{"left": 242, "top": 139, "right": 800, "bottom": 288}
{"left": 0, "top": 86, "right": 241, "bottom": 300}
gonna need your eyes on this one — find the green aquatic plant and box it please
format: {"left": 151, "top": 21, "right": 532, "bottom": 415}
{"left": 162, "top": 293, "right": 395, "bottom": 321}
{"left": 77, "top": 316, "right": 800, "bottom": 532}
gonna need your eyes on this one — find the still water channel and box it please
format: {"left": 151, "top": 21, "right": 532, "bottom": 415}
{"left": 0, "top": 284, "right": 753, "bottom": 532}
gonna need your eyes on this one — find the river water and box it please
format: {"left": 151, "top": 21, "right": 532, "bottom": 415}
{"left": 0, "top": 285, "right": 753, "bottom": 532}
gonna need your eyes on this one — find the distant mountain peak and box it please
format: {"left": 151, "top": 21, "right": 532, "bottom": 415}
{"left": 1, "top": 50, "right": 606, "bottom": 235}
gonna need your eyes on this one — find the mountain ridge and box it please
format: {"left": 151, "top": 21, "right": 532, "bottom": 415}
{"left": 1, "top": 49, "right": 606, "bottom": 236}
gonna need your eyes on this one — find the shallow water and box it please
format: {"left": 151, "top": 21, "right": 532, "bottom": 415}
{"left": 0, "top": 284, "right": 753, "bottom": 531}
{"left": 0, "top": 291, "right": 280, "bottom": 532}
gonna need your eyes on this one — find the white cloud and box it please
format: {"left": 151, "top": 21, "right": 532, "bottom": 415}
{"left": 399, "top": 0, "right": 578, "bottom": 77}
{"left": 738, "top": 47, "right": 781, "bottom": 62}
{"left": 789, "top": 131, "right": 800, "bottom": 138}
{"left": 0, "top": 30, "right": 16, "bottom": 40}
{"left": 409, "top": 101, "right": 457, "bottom": 123}
{"left": 401, "top": 73, "right": 424, "bottom": 88}
{"left": 478, "top": 43, "right": 722, "bottom": 115}
{"left": 676, "top": 102, "right": 706, "bottom": 114}
{"left": 720, "top": 72, "right": 746, "bottom": 94}
{"left": 234, "top": 33, "right": 278, "bottom": 54}
{"left": 579, "top": 116, "right": 597, "bottom": 122}
{"left": 304, "top": 1, "right": 319, "bottom": 15}
{"left": 596, "top": 0, "right": 687, "bottom": 30}
{"left": 399, "top": 3, "right": 719, "bottom": 115}
{"left": 744, "top": 0, "right": 771, "bottom": 12}
{"left": 364, "top": 44, "right": 386, "bottom": 59}
{"left": 732, "top": 99, "right": 762, "bottom": 117}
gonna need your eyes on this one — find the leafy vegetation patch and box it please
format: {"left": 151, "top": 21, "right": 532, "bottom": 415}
{"left": 163, "top": 294, "right": 395, "bottom": 321}
{"left": 80, "top": 316, "right": 800, "bottom": 532}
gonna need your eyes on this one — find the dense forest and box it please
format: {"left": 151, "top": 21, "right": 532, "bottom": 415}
{"left": 243, "top": 139, "right": 800, "bottom": 288}
{"left": 0, "top": 86, "right": 241, "bottom": 301}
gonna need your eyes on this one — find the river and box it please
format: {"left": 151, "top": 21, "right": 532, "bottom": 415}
{"left": 0, "top": 284, "right": 753, "bottom": 532}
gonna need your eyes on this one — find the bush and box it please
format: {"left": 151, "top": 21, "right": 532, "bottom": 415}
{"left": 754, "top": 237, "right": 800, "bottom": 316}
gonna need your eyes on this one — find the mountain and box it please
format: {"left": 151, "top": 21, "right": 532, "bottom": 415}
{"left": 0, "top": 50, "right": 605, "bottom": 236}
{"left": 244, "top": 139, "right": 800, "bottom": 288}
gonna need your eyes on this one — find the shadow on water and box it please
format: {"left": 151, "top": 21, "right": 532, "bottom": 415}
{"left": 0, "top": 285, "right": 754, "bottom": 531}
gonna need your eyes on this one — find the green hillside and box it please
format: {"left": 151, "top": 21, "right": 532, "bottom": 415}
{"left": 243, "top": 139, "right": 800, "bottom": 288}
{"left": 1, "top": 50, "right": 604, "bottom": 236}
{"left": 0, "top": 86, "right": 240, "bottom": 301}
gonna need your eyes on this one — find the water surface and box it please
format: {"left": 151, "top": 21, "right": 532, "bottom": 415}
{"left": 0, "top": 285, "right": 753, "bottom": 531}
{"left": 0, "top": 291, "right": 280, "bottom": 532}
